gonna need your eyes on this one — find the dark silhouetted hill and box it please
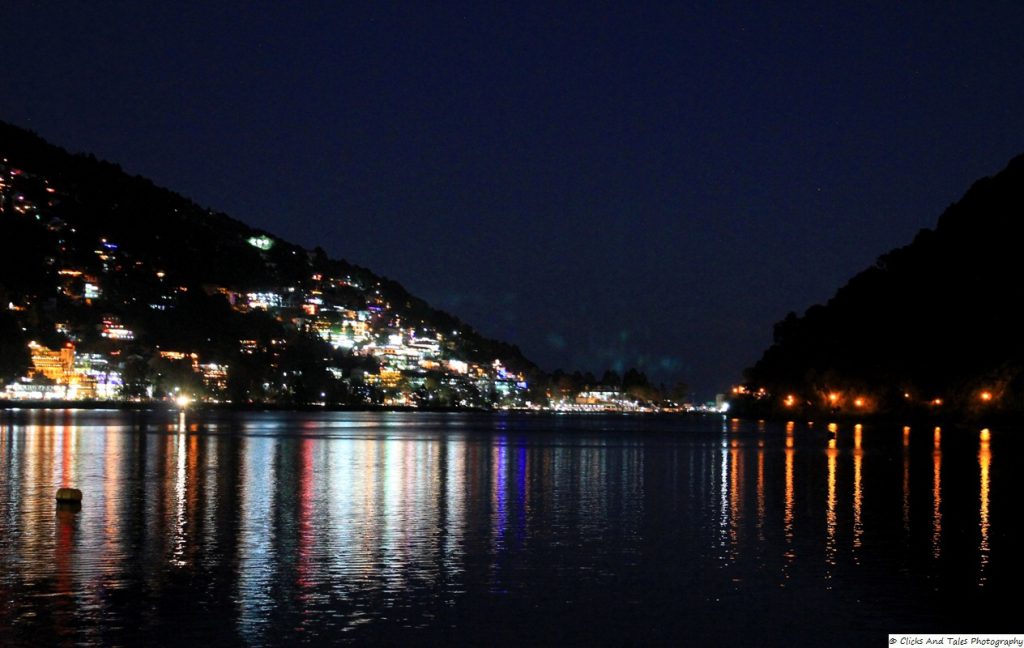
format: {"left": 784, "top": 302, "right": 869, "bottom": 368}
{"left": 743, "top": 154, "right": 1024, "bottom": 415}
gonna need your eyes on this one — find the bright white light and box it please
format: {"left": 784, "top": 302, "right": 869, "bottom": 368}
{"left": 247, "top": 235, "right": 274, "bottom": 251}
{"left": 175, "top": 394, "right": 192, "bottom": 409}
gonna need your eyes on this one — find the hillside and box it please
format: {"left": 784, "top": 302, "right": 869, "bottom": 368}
{"left": 741, "top": 154, "right": 1024, "bottom": 416}
{"left": 0, "top": 120, "right": 541, "bottom": 407}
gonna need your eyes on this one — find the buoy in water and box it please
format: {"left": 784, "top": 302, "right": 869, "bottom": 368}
{"left": 56, "top": 500, "right": 81, "bottom": 514}
{"left": 56, "top": 488, "right": 82, "bottom": 503}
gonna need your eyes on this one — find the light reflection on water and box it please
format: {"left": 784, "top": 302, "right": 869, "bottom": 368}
{"left": 852, "top": 424, "right": 863, "bottom": 559}
{"left": 933, "top": 426, "right": 943, "bottom": 560}
{"left": 0, "top": 410, "right": 1021, "bottom": 646}
{"left": 825, "top": 432, "right": 838, "bottom": 578}
{"left": 978, "top": 429, "right": 991, "bottom": 586}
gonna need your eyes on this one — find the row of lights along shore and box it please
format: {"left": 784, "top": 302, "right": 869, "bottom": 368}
{"left": 777, "top": 390, "right": 995, "bottom": 408}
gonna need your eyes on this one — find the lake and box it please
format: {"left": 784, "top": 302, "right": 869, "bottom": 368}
{"left": 0, "top": 410, "right": 1019, "bottom": 645}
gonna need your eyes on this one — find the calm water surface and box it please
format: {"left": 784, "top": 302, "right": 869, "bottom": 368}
{"left": 0, "top": 411, "right": 1020, "bottom": 646}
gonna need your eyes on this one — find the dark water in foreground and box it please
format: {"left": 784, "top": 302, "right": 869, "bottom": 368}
{"left": 0, "top": 411, "right": 1020, "bottom": 646}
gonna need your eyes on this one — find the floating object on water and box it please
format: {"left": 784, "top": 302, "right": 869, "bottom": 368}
{"left": 56, "top": 500, "right": 81, "bottom": 514}
{"left": 55, "top": 487, "right": 82, "bottom": 503}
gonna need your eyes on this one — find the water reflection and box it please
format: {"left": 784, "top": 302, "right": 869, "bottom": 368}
{"left": 979, "top": 429, "right": 991, "bottom": 585}
{"left": 728, "top": 438, "right": 742, "bottom": 558}
{"left": 933, "top": 427, "right": 942, "bottom": 560}
{"left": 718, "top": 432, "right": 729, "bottom": 556}
{"left": 825, "top": 427, "right": 838, "bottom": 580}
{"left": 902, "top": 426, "right": 911, "bottom": 535}
{"left": 852, "top": 424, "right": 863, "bottom": 558}
{"left": 0, "top": 411, "right": 1019, "bottom": 645}
{"left": 756, "top": 441, "right": 766, "bottom": 543}
{"left": 238, "top": 433, "right": 277, "bottom": 642}
{"left": 783, "top": 429, "right": 795, "bottom": 570}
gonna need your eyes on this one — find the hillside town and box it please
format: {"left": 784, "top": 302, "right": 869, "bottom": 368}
{"left": 1, "top": 156, "right": 698, "bottom": 413}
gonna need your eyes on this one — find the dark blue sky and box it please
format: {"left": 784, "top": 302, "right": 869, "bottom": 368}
{"left": 3, "top": 3, "right": 1023, "bottom": 395}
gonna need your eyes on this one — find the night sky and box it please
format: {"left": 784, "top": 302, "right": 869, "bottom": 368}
{"left": 3, "top": 3, "right": 1023, "bottom": 396}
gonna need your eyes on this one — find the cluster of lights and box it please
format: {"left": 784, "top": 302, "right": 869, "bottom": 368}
{"left": 731, "top": 385, "right": 767, "bottom": 399}
{"left": 101, "top": 324, "right": 134, "bottom": 340}
{"left": 824, "top": 392, "right": 867, "bottom": 408}
{"left": 247, "top": 235, "right": 274, "bottom": 251}
{"left": 770, "top": 387, "right": 1001, "bottom": 411}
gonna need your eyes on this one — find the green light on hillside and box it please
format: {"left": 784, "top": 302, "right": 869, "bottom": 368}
{"left": 247, "top": 235, "right": 274, "bottom": 251}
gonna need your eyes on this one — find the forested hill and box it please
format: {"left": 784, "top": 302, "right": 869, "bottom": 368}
{"left": 0, "top": 120, "right": 539, "bottom": 405}
{"left": 743, "top": 153, "right": 1024, "bottom": 415}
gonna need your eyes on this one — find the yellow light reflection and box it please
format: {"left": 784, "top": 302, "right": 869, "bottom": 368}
{"left": 901, "top": 426, "right": 913, "bottom": 538}
{"left": 932, "top": 427, "right": 942, "bottom": 560}
{"left": 783, "top": 443, "right": 795, "bottom": 565}
{"left": 825, "top": 438, "right": 838, "bottom": 579}
{"left": 979, "top": 429, "right": 991, "bottom": 585}
{"left": 103, "top": 427, "right": 122, "bottom": 571}
{"left": 728, "top": 442, "right": 742, "bottom": 554}
{"left": 756, "top": 445, "right": 765, "bottom": 542}
{"left": 853, "top": 425, "right": 863, "bottom": 556}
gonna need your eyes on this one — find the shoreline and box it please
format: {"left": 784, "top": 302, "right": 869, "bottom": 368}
{"left": 0, "top": 399, "right": 710, "bottom": 417}
{"left": 0, "top": 400, "right": 487, "bottom": 414}
{"left": 1, "top": 399, "right": 1018, "bottom": 426}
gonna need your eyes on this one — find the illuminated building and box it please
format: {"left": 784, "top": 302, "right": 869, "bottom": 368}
{"left": 5, "top": 343, "right": 122, "bottom": 400}
{"left": 368, "top": 369, "right": 402, "bottom": 388}
{"left": 447, "top": 359, "right": 469, "bottom": 374}
{"left": 100, "top": 316, "right": 134, "bottom": 340}
{"left": 238, "top": 339, "right": 260, "bottom": 354}
{"left": 29, "top": 341, "right": 75, "bottom": 382}
{"left": 200, "top": 364, "right": 229, "bottom": 393}
{"left": 246, "top": 292, "right": 283, "bottom": 310}
{"left": 160, "top": 350, "right": 199, "bottom": 368}
{"left": 74, "top": 353, "right": 121, "bottom": 399}
{"left": 247, "top": 235, "right": 274, "bottom": 250}
{"left": 574, "top": 387, "right": 638, "bottom": 412}
{"left": 56, "top": 269, "right": 102, "bottom": 302}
